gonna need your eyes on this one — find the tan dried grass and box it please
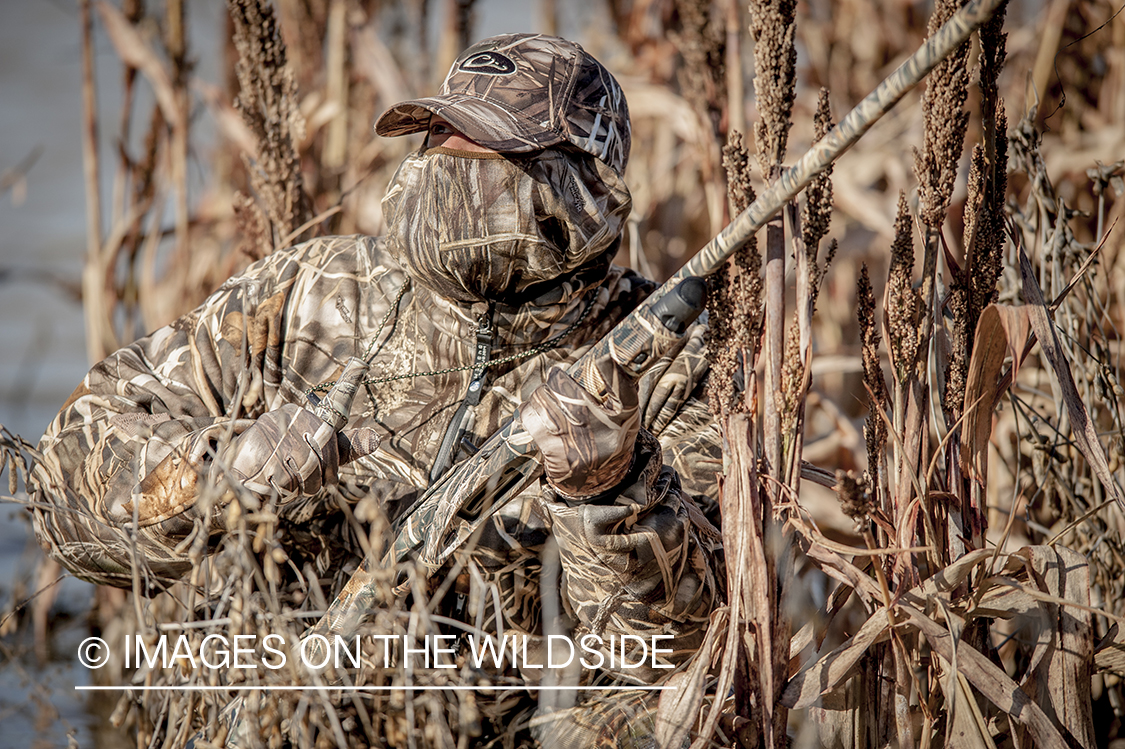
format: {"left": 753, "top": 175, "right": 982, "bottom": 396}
{"left": 3, "top": 0, "right": 1125, "bottom": 747}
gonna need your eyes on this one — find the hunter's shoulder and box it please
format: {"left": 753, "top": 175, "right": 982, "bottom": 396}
{"left": 219, "top": 235, "right": 391, "bottom": 286}
{"left": 289, "top": 234, "right": 389, "bottom": 267}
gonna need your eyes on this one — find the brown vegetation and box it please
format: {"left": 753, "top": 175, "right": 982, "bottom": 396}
{"left": 2, "top": 0, "right": 1125, "bottom": 747}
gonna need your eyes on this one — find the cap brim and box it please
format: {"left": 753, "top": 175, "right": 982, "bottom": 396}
{"left": 374, "top": 93, "right": 565, "bottom": 153}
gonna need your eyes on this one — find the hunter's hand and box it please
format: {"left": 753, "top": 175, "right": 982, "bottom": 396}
{"left": 521, "top": 356, "right": 640, "bottom": 499}
{"left": 220, "top": 404, "right": 346, "bottom": 499}
{"left": 123, "top": 407, "right": 379, "bottom": 528}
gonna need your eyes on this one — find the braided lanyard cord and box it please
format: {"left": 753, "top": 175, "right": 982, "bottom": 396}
{"left": 305, "top": 282, "right": 599, "bottom": 396}
{"left": 360, "top": 278, "right": 412, "bottom": 363}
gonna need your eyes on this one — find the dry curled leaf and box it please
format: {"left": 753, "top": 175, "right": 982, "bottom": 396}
{"left": 655, "top": 614, "right": 722, "bottom": 749}
{"left": 1011, "top": 546, "right": 1096, "bottom": 748}
{"left": 783, "top": 549, "right": 994, "bottom": 709}
{"left": 960, "top": 304, "right": 1030, "bottom": 485}
{"left": 900, "top": 604, "right": 1068, "bottom": 749}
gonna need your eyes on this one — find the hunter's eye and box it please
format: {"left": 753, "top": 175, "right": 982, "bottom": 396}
{"left": 429, "top": 120, "right": 455, "bottom": 137}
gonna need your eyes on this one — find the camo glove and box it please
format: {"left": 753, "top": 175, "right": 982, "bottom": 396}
{"left": 521, "top": 357, "right": 640, "bottom": 499}
{"left": 123, "top": 406, "right": 382, "bottom": 531}
{"left": 211, "top": 404, "right": 347, "bottom": 500}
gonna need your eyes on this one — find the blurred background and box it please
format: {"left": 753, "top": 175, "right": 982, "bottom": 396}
{"left": 0, "top": 0, "right": 1121, "bottom": 746}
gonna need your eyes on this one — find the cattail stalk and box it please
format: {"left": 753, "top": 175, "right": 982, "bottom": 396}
{"left": 323, "top": 0, "right": 349, "bottom": 172}
{"left": 229, "top": 0, "right": 312, "bottom": 251}
{"left": 168, "top": 0, "right": 189, "bottom": 265}
{"left": 781, "top": 92, "right": 835, "bottom": 490}
{"left": 906, "top": 0, "right": 972, "bottom": 554}
{"left": 763, "top": 211, "right": 785, "bottom": 495}
{"left": 886, "top": 192, "right": 918, "bottom": 519}
{"left": 724, "top": 0, "right": 745, "bottom": 139}
{"left": 80, "top": 0, "right": 113, "bottom": 364}
{"left": 750, "top": 0, "right": 797, "bottom": 502}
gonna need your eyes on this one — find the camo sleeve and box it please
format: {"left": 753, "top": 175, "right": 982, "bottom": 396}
{"left": 539, "top": 320, "right": 724, "bottom": 667}
{"left": 28, "top": 249, "right": 307, "bottom": 589}
{"left": 638, "top": 319, "right": 721, "bottom": 506}
{"left": 540, "top": 430, "right": 723, "bottom": 667}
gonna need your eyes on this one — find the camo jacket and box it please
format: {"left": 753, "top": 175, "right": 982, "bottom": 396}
{"left": 29, "top": 234, "right": 723, "bottom": 674}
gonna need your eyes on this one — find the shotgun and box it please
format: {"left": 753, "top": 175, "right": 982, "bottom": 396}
{"left": 212, "top": 0, "right": 1005, "bottom": 741}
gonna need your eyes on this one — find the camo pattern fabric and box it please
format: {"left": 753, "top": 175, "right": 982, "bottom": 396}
{"left": 541, "top": 430, "right": 722, "bottom": 672}
{"left": 530, "top": 689, "right": 671, "bottom": 749}
{"left": 522, "top": 355, "right": 641, "bottom": 499}
{"left": 382, "top": 146, "right": 631, "bottom": 304}
{"left": 27, "top": 234, "right": 723, "bottom": 694}
{"left": 375, "top": 33, "right": 631, "bottom": 175}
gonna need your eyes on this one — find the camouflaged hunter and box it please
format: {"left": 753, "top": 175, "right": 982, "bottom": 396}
{"left": 29, "top": 33, "right": 725, "bottom": 745}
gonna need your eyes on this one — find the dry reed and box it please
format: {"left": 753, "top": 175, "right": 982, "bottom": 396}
{"left": 2, "top": 1, "right": 1125, "bottom": 748}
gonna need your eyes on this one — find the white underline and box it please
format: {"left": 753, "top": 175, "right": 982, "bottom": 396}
{"left": 75, "top": 685, "right": 670, "bottom": 692}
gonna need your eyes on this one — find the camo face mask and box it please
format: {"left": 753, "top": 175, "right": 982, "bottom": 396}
{"left": 381, "top": 146, "right": 631, "bottom": 304}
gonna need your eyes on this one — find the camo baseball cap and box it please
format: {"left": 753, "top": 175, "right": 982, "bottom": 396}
{"left": 375, "top": 33, "right": 631, "bottom": 175}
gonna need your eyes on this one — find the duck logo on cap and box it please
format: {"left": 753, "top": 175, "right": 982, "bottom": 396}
{"left": 459, "top": 51, "right": 516, "bottom": 76}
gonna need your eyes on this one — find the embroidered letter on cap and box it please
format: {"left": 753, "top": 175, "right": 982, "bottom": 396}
{"left": 460, "top": 51, "right": 516, "bottom": 76}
